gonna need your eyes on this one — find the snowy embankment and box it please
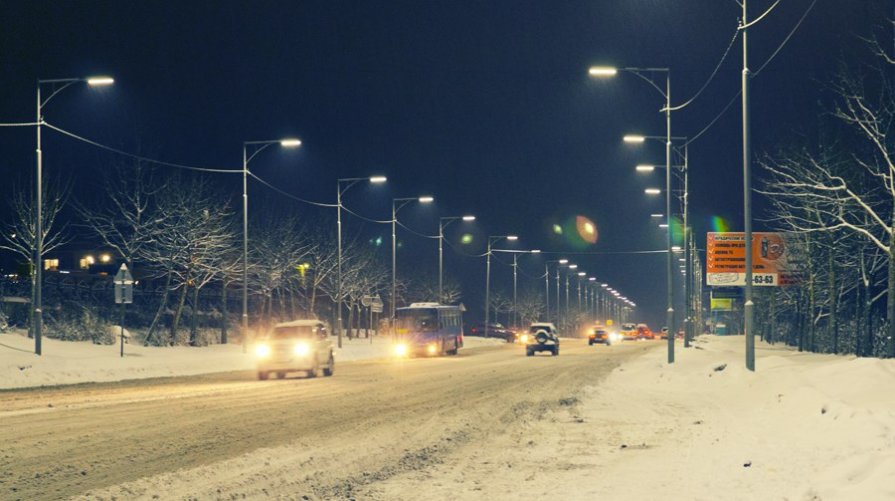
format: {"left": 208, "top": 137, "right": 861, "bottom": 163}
{"left": 0, "top": 330, "right": 504, "bottom": 390}
{"left": 569, "top": 335, "right": 895, "bottom": 500}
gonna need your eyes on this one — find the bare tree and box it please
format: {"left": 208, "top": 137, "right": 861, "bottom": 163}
{"left": 0, "top": 178, "right": 70, "bottom": 337}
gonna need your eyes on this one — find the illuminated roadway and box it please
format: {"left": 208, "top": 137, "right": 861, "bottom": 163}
{"left": 0, "top": 339, "right": 654, "bottom": 500}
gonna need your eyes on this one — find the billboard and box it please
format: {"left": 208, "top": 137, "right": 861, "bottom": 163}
{"left": 706, "top": 232, "right": 795, "bottom": 287}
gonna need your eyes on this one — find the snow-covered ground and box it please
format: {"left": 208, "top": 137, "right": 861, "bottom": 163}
{"left": 372, "top": 334, "right": 895, "bottom": 500}
{"left": 0, "top": 329, "right": 504, "bottom": 390}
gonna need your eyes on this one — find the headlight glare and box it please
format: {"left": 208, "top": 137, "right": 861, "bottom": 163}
{"left": 294, "top": 342, "right": 311, "bottom": 356}
{"left": 255, "top": 344, "right": 271, "bottom": 358}
{"left": 394, "top": 343, "right": 409, "bottom": 357}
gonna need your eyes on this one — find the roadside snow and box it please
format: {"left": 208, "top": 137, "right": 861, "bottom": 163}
{"left": 386, "top": 335, "right": 895, "bottom": 500}
{"left": 0, "top": 329, "right": 503, "bottom": 390}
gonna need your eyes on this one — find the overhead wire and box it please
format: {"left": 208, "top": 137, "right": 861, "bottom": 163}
{"left": 246, "top": 172, "right": 337, "bottom": 208}
{"left": 753, "top": 0, "right": 818, "bottom": 77}
{"left": 0, "top": 121, "right": 40, "bottom": 127}
{"left": 44, "top": 122, "right": 243, "bottom": 174}
{"left": 687, "top": 0, "right": 817, "bottom": 145}
{"left": 666, "top": 25, "right": 740, "bottom": 112}
{"left": 396, "top": 220, "right": 440, "bottom": 239}
{"left": 340, "top": 204, "right": 392, "bottom": 224}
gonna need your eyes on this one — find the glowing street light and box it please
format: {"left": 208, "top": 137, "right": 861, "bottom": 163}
{"left": 439, "top": 213, "right": 476, "bottom": 302}
{"left": 33, "top": 74, "right": 115, "bottom": 355}
{"left": 588, "top": 66, "right": 619, "bottom": 77}
{"left": 623, "top": 135, "right": 646, "bottom": 143}
{"left": 645, "top": 188, "right": 661, "bottom": 195}
{"left": 337, "top": 175, "right": 388, "bottom": 346}
{"left": 636, "top": 165, "right": 657, "bottom": 173}
{"left": 485, "top": 234, "right": 519, "bottom": 337}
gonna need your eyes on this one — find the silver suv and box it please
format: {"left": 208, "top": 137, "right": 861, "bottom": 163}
{"left": 254, "top": 320, "right": 335, "bottom": 380}
{"left": 521, "top": 322, "right": 560, "bottom": 356}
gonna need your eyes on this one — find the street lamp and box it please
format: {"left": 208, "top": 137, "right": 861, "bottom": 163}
{"left": 636, "top": 165, "right": 657, "bottom": 173}
{"left": 485, "top": 235, "right": 517, "bottom": 338}
{"left": 439, "top": 214, "right": 475, "bottom": 303}
{"left": 392, "top": 196, "right": 434, "bottom": 336}
{"left": 544, "top": 259, "right": 566, "bottom": 322}
{"left": 242, "top": 139, "right": 301, "bottom": 350}
{"left": 590, "top": 65, "right": 676, "bottom": 364}
{"left": 644, "top": 188, "right": 662, "bottom": 195}
{"left": 337, "top": 176, "right": 387, "bottom": 347}
{"left": 509, "top": 249, "right": 540, "bottom": 327}
{"left": 33, "top": 75, "right": 114, "bottom": 355}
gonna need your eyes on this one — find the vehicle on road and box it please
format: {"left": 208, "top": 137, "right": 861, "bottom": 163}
{"left": 636, "top": 323, "right": 655, "bottom": 340}
{"left": 468, "top": 322, "right": 516, "bottom": 342}
{"left": 588, "top": 326, "right": 619, "bottom": 346}
{"left": 659, "top": 327, "right": 685, "bottom": 340}
{"left": 620, "top": 323, "right": 638, "bottom": 341}
{"left": 254, "top": 320, "right": 335, "bottom": 380}
{"left": 394, "top": 303, "right": 464, "bottom": 357}
{"left": 521, "top": 322, "right": 560, "bottom": 356}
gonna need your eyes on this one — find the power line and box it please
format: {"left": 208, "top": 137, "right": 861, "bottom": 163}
{"left": 246, "top": 171, "right": 337, "bottom": 208}
{"left": 753, "top": 0, "right": 819, "bottom": 77}
{"left": 667, "top": 25, "right": 740, "bottom": 112}
{"left": 44, "top": 122, "right": 243, "bottom": 174}
{"left": 0, "top": 121, "right": 39, "bottom": 127}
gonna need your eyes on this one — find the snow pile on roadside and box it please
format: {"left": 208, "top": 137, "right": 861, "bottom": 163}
{"left": 0, "top": 330, "right": 503, "bottom": 390}
{"left": 582, "top": 336, "right": 895, "bottom": 500}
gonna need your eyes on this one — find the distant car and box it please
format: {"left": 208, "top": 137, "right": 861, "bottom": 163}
{"left": 468, "top": 322, "right": 516, "bottom": 342}
{"left": 521, "top": 322, "right": 560, "bottom": 356}
{"left": 659, "top": 327, "right": 684, "bottom": 340}
{"left": 254, "top": 320, "right": 335, "bottom": 380}
{"left": 620, "top": 323, "right": 638, "bottom": 341}
{"left": 588, "top": 327, "right": 618, "bottom": 346}
{"left": 636, "top": 324, "right": 655, "bottom": 340}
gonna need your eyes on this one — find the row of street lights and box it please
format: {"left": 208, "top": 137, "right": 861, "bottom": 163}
{"left": 34, "top": 76, "right": 115, "bottom": 355}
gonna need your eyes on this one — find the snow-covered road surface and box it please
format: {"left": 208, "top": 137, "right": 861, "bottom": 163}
{"left": 2, "top": 339, "right": 646, "bottom": 500}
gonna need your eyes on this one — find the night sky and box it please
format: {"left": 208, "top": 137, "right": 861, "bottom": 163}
{"left": 0, "top": 1, "right": 887, "bottom": 327}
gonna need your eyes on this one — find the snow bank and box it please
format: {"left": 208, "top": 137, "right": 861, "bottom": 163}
{"left": 0, "top": 330, "right": 504, "bottom": 390}
{"left": 585, "top": 335, "right": 895, "bottom": 500}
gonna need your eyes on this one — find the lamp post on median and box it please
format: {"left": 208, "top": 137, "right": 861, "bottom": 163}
{"left": 590, "top": 65, "right": 676, "bottom": 364}
{"left": 336, "top": 176, "right": 387, "bottom": 347}
{"left": 242, "top": 139, "right": 302, "bottom": 351}
{"left": 439, "top": 215, "right": 475, "bottom": 303}
{"left": 392, "top": 196, "right": 434, "bottom": 337}
{"left": 509, "top": 249, "right": 540, "bottom": 327}
{"left": 545, "top": 259, "right": 568, "bottom": 322}
{"left": 33, "top": 76, "right": 114, "bottom": 355}
{"left": 485, "top": 235, "right": 518, "bottom": 338}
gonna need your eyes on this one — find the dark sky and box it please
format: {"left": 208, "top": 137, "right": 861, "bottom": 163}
{"left": 0, "top": 1, "right": 888, "bottom": 326}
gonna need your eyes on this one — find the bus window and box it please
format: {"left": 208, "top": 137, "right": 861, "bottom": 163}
{"left": 397, "top": 308, "right": 438, "bottom": 332}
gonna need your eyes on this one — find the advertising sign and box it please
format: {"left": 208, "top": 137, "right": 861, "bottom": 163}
{"left": 710, "top": 298, "right": 734, "bottom": 311}
{"left": 706, "top": 232, "right": 794, "bottom": 287}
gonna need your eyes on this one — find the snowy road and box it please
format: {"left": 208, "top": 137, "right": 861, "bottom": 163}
{"left": 1, "top": 339, "right": 651, "bottom": 500}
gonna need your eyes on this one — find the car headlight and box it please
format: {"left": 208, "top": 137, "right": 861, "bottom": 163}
{"left": 610, "top": 333, "right": 621, "bottom": 342}
{"left": 294, "top": 342, "right": 311, "bottom": 356}
{"left": 427, "top": 343, "right": 438, "bottom": 355}
{"left": 520, "top": 334, "right": 529, "bottom": 343}
{"left": 394, "top": 343, "right": 409, "bottom": 357}
{"left": 254, "top": 343, "right": 271, "bottom": 358}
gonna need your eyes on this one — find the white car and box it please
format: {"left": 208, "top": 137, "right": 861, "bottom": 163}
{"left": 520, "top": 322, "right": 560, "bottom": 356}
{"left": 254, "top": 320, "right": 335, "bottom": 380}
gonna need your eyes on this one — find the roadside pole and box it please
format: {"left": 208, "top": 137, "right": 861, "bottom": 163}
{"left": 113, "top": 264, "right": 134, "bottom": 358}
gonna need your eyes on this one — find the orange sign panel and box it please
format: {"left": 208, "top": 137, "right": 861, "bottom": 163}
{"left": 706, "top": 232, "right": 792, "bottom": 287}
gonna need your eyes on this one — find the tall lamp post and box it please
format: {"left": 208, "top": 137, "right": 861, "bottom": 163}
{"left": 508, "top": 249, "right": 540, "bottom": 327}
{"left": 634, "top": 139, "right": 690, "bottom": 346}
{"left": 590, "top": 65, "right": 675, "bottom": 364}
{"left": 545, "top": 259, "right": 568, "bottom": 322}
{"left": 242, "top": 138, "right": 302, "bottom": 351}
{"left": 392, "top": 196, "right": 434, "bottom": 336}
{"left": 336, "top": 176, "right": 387, "bottom": 347}
{"left": 34, "top": 76, "right": 114, "bottom": 355}
{"left": 484, "top": 235, "right": 518, "bottom": 338}
{"left": 438, "top": 215, "right": 475, "bottom": 303}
